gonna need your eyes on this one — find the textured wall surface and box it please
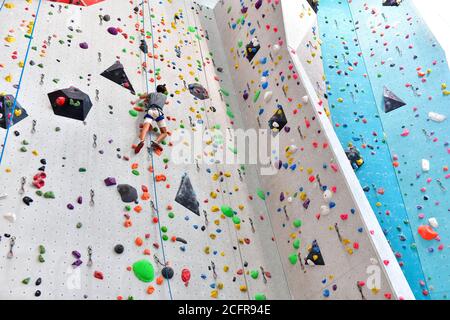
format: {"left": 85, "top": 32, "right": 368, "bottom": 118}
{"left": 0, "top": 0, "right": 412, "bottom": 300}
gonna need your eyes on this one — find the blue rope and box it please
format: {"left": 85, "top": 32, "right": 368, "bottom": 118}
{"left": 0, "top": 0, "right": 43, "bottom": 165}
{"left": 0, "top": 0, "right": 7, "bottom": 12}
{"left": 140, "top": 0, "right": 173, "bottom": 300}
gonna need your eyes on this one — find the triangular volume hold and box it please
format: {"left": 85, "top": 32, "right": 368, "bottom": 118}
{"left": 175, "top": 173, "right": 200, "bottom": 216}
{"left": 384, "top": 86, "right": 406, "bottom": 113}
{"left": 305, "top": 240, "right": 325, "bottom": 266}
{"left": 101, "top": 61, "right": 136, "bottom": 95}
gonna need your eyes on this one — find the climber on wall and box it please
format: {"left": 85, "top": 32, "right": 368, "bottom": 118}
{"left": 133, "top": 84, "right": 169, "bottom": 154}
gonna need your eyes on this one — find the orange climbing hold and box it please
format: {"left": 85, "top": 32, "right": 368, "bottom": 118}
{"left": 135, "top": 237, "right": 143, "bottom": 247}
{"left": 155, "top": 175, "right": 167, "bottom": 182}
{"left": 156, "top": 276, "right": 164, "bottom": 286}
{"left": 418, "top": 225, "right": 438, "bottom": 241}
{"left": 134, "top": 205, "right": 143, "bottom": 213}
{"left": 146, "top": 286, "right": 155, "bottom": 295}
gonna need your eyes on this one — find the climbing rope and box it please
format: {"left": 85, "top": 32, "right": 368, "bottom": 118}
{"left": 0, "top": 0, "right": 43, "bottom": 165}
{"left": 181, "top": 0, "right": 255, "bottom": 299}
{"left": 0, "top": 0, "right": 7, "bottom": 12}
{"left": 184, "top": 0, "right": 292, "bottom": 299}
{"left": 139, "top": 0, "right": 174, "bottom": 300}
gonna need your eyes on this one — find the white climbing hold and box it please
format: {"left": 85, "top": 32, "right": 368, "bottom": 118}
{"left": 429, "top": 218, "right": 439, "bottom": 229}
{"left": 264, "top": 91, "right": 273, "bottom": 102}
{"left": 320, "top": 205, "right": 331, "bottom": 216}
{"left": 287, "top": 197, "right": 293, "bottom": 203}
{"left": 0, "top": 193, "right": 8, "bottom": 200}
{"left": 273, "top": 44, "right": 281, "bottom": 53}
{"left": 323, "top": 190, "right": 333, "bottom": 202}
{"left": 422, "top": 159, "right": 430, "bottom": 172}
{"left": 302, "top": 95, "right": 309, "bottom": 104}
{"left": 428, "top": 112, "right": 446, "bottom": 123}
{"left": 3, "top": 212, "right": 16, "bottom": 223}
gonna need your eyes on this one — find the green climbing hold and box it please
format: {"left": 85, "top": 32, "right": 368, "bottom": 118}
{"left": 129, "top": 110, "right": 138, "bottom": 117}
{"left": 289, "top": 253, "right": 298, "bottom": 265}
{"left": 36, "top": 190, "right": 43, "bottom": 197}
{"left": 188, "top": 26, "right": 196, "bottom": 33}
{"left": 132, "top": 260, "right": 155, "bottom": 283}
{"left": 132, "top": 170, "right": 140, "bottom": 176}
{"left": 221, "top": 206, "right": 234, "bottom": 218}
{"left": 79, "top": 168, "right": 87, "bottom": 173}
{"left": 253, "top": 90, "right": 261, "bottom": 103}
{"left": 44, "top": 191, "right": 55, "bottom": 199}
{"left": 293, "top": 239, "right": 301, "bottom": 250}
{"left": 232, "top": 216, "right": 241, "bottom": 225}
{"left": 250, "top": 270, "right": 259, "bottom": 279}
{"left": 293, "top": 219, "right": 302, "bottom": 228}
{"left": 22, "top": 278, "right": 31, "bottom": 285}
{"left": 39, "top": 245, "right": 46, "bottom": 255}
{"left": 255, "top": 293, "right": 267, "bottom": 301}
{"left": 38, "top": 255, "right": 45, "bottom": 263}
{"left": 256, "top": 189, "right": 266, "bottom": 200}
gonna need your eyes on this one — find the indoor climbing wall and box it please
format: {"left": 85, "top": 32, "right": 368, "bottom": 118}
{"left": 318, "top": 0, "right": 449, "bottom": 299}
{"left": 0, "top": 0, "right": 415, "bottom": 301}
{"left": 207, "top": 0, "right": 412, "bottom": 299}
{"left": 0, "top": 0, "right": 291, "bottom": 300}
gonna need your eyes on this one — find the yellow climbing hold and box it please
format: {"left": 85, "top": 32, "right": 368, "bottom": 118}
{"left": 5, "top": 35, "right": 16, "bottom": 43}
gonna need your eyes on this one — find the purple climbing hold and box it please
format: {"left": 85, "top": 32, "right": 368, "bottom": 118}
{"left": 79, "top": 42, "right": 89, "bottom": 49}
{"left": 104, "top": 177, "right": 117, "bottom": 186}
{"left": 72, "top": 260, "right": 83, "bottom": 268}
{"left": 72, "top": 250, "right": 81, "bottom": 259}
{"left": 107, "top": 27, "right": 119, "bottom": 36}
{"left": 67, "top": 204, "right": 74, "bottom": 210}
{"left": 77, "top": 196, "right": 83, "bottom": 205}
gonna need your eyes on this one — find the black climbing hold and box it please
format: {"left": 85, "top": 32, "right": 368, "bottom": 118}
{"left": 188, "top": 83, "right": 209, "bottom": 100}
{"left": 114, "top": 244, "right": 124, "bottom": 254}
{"left": 139, "top": 40, "right": 148, "bottom": 54}
{"left": 35, "top": 290, "right": 41, "bottom": 297}
{"left": 245, "top": 38, "right": 261, "bottom": 62}
{"left": 35, "top": 278, "right": 42, "bottom": 286}
{"left": 161, "top": 266, "right": 174, "bottom": 280}
{"left": 0, "top": 95, "right": 29, "bottom": 129}
{"left": 175, "top": 173, "right": 200, "bottom": 216}
{"left": 23, "top": 196, "right": 33, "bottom": 206}
{"left": 383, "top": 86, "right": 406, "bottom": 113}
{"left": 101, "top": 61, "right": 136, "bottom": 95}
{"left": 48, "top": 87, "right": 93, "bottom": 121}
{"left": 268, "top": 105, "right": 288, "bottom": 133}
{"left": 117, "top": 184, "right": 138, "bottom": 203}
{"left": 305, "top": 240, "right": 325, "bottom": 266}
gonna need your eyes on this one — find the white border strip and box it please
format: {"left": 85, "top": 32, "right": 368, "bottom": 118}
{"left": 281, "top": 0, "right": 415, "bottom": 300}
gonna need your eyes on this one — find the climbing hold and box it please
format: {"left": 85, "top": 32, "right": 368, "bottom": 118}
{"left": 161, "top": 266, "right": 174, "bottom": 280}
{"left": 132, "top": 260, "right": 155, "bottom": 283}
{"left": 418, "top": 225, "right": 438, "bottom": 241}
